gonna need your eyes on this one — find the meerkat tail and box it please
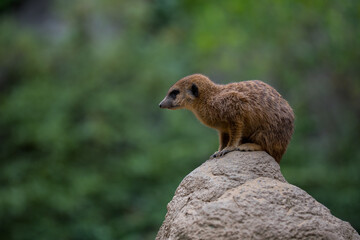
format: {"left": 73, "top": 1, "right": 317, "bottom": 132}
{"left": 238, "top": 143, "right": 263, "bottom": 151}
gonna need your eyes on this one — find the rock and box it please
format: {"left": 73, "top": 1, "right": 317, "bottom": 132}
{"left": 156, "top": 151, "right": 359, "bottom": 240}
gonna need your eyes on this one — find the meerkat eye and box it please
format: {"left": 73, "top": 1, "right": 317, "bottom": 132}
{"left": 169, "top": 89, "right": 180, "bottom": 99}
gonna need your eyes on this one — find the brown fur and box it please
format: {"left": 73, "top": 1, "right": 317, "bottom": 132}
{"left": 159, "top": 74, "right": 294, "bottom": 163}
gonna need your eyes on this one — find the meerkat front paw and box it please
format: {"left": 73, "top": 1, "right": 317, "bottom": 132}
{"left": 210, "top": 151, "right": 220, "bottom": 159}
{"left": 211, "top": 146, "right": 238, "bottom": 158}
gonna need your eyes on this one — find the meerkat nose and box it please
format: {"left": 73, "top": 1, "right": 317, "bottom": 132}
{"left": 159, "top": 103, "right": 162, "bottom": 108}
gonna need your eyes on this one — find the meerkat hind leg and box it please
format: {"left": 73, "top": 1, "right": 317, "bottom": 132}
{"left": 238, "top": 143, "right": 263, "bottom": 151}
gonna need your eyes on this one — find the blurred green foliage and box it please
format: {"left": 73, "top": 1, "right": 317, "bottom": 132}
{"left": 0, "top": 0, "right": 359, "bottom": 239}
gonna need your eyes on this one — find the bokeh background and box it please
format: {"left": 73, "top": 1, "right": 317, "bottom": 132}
{"left": 0, "top": 0, "right": 359, "bottom": 239}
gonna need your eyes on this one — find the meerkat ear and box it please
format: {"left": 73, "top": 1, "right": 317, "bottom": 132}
{"left": 191, "top": 83, "right": 199, "bottom": 97}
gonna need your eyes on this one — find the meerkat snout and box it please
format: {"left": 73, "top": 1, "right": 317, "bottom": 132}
{"left": 159, "top": 96, "right": 173, "bottom": 109}
{"left": 159, "top": 89, "right": 181, "bottom": 109}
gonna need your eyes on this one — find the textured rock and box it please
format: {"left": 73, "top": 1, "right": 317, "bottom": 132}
{"left": 156, "top": 151, "right": 359, "bottom": 240}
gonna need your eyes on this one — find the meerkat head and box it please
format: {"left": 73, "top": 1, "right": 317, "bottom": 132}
{"left": 159, "top": 74, "right": 216, "bottom": 110}
{"left": 159, "top": 77, "right": 199, "bottom": 110}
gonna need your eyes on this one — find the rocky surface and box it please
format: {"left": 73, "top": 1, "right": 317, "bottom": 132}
{"left": 156, "top": 151, "right": 359, "bottom": 240}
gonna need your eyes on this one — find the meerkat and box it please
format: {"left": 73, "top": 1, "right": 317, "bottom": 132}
{"left": 159, "top": 74, "right": 294, "bottom": 163}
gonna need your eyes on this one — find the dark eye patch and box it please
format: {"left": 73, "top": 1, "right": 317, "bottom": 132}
{"left": 169, "top": 89, "right": 180, "bottom": 99}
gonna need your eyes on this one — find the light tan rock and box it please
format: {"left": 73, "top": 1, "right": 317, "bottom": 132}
{"left": 156, "top": 151, "right": 359, "bottom": 240}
